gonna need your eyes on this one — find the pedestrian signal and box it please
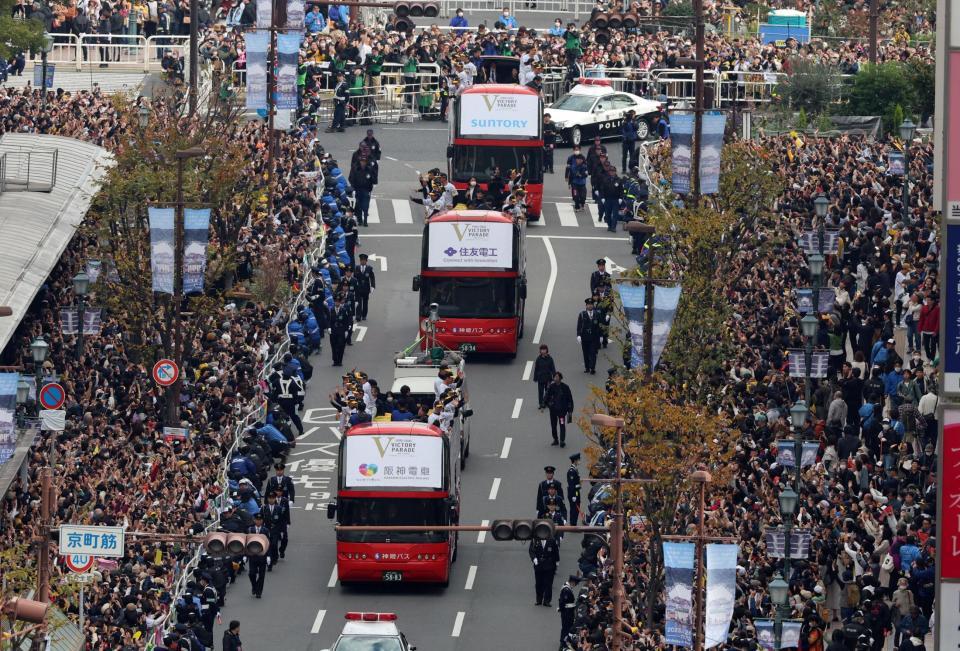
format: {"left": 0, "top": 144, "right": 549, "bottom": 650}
{"left": 203, "top": 532, "right": 270, "bottom": 556}
{"left": 490, "top": 519, "right": 556, "bottom": 541}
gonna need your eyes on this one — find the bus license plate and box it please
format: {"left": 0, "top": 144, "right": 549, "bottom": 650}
{"left": 383, "top": 571, "right": 403, "bottom": 582}
{"left": 459, "top": 343, "right": 477, "bottom": 353}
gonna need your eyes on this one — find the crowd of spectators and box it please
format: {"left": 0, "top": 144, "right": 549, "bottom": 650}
{"left": 564, "top": 131, "right": 940, "bottom": 651}
{"left": 0, "top": 86, "right": 330, "bottom": 648}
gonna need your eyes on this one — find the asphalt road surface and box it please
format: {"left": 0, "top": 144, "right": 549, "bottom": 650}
{"left": 215, "top": 123, "right": 636, "bottom": 650}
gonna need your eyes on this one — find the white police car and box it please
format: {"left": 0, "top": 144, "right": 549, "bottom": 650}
{"left": 547, "top": 78, "right": 663, "bottom": 147}
{"left": 322, "top": 612, "right": 416, "bottom": 651}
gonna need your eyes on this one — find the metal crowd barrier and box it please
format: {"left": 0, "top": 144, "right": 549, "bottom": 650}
{"left": 436, "top": 0, "right": 597, "bottom": 18}
{"left": 28, "top": 33, "right": 190, "bottom": 72}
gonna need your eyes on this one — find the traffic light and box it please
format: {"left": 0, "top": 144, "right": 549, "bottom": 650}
{"left": 393, "top": 1, "right": 438, "bottom": 18}
{"left": 203, "top": 532, "right": 270, "bottom": 556}
{"left": 2, "top": 597, "right": 49, "bottom": 623}
{"left": 390, "top": 15, "right": 414, "bottom": 32}
{"left": 490, "top": 519, "right": 556, "bottom": 541}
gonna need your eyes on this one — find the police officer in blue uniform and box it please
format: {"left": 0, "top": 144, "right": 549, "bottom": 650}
{"left": 558, "top": 574, "right": 582, "bottom": 647}
{"left": 536, "top": 466, "right": 564, "bottom": 511}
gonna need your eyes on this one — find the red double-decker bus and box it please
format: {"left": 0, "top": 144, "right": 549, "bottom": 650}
{"left": 447, "top": 84, "right": 544, "bottom": 220}
{"left": 413, "top": 210, "right": 527, "bottom": 356}
{"left": 328, "top": 422, "right": 461, "bottom": 586}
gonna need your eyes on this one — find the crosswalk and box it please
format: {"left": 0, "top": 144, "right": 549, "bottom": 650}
{"left": 364, "top": 197, "right": 615, "bottom": 230}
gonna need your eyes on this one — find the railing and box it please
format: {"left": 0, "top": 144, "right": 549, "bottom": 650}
{"left": 435, "top": 0, "right": 597, "bottom": 17}
{"left": 0, "top": 148, "right": 58, "bottom": 193}
{"left": 28, "top": 33, "right": 190, "bottom": 72}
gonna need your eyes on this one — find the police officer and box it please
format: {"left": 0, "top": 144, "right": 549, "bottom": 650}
{"left": 248, "top": 514, "right": 270, "bottom": 598}
{"left": 542, "top": 113, "right": 557, "bottom": 173}
{"left": 590, "top": 258, "right": 611, "bottom": 294}
{"left": 266, "top": 463, "right": 296, "bottom": 505}
{"left": 538, "top": 484, "right": 566, "bottom": 519}
{"left": 620, "top": 109, "right": 639, "bottom": 172}
{"left": 354, "top": 253, "right": 376, "bottom": 321}
{"left": 198, "top": 574, "right": 219, "bottom": 633}
{"left": 558, "top": 575, "right": 582, "bottom": 646}
{"left": 536, "top": 466, "right": 565, "bottom": 511}
{"left": 261, "top": 490, "right": 289, "bottom": 567}
{"left": 529, "top": 535, "right": 560, "bottom": 606}
{"left": 576, "top": 298, "right": 602, "bottom": 374}
{"left": 327, "top": 70, "right": 349, "bottom": 133}
{"left": 276, "top": 368, "right": 305, "bottom": 437}
{"left": 329, "top": 294, "right": 352, "bottom": 367}
{"left": 567, "top": 452, "right": 581, "bottom": 526}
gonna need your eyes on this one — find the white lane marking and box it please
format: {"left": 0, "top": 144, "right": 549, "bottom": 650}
{"left": 522, "top": 360, "right": 533, "bottom": 381}
{"left": 330, "top": 426, "right": 343, "bottom": 440}
{"left": 353, "top": 325, "right": 368, "bottom": 342}
{"left": 451, "top": 611, "right": 466, "bottom": 637}
{"left": 392, "top": 199, "right": 413, "bottom": 224}
{"left": 488, "top": 478, "right": 501, "bottom": 500}
{"left": 367, "top": 253, "right": 388, "bottom": 271}
{"left": 532, "top": 237, "right": 557, "bottom": 345}
{"left": 477, "top": 519, "right": 489, "bottom": 543}
{"left": 556, "top": 202, "right": 579, "bottom": 227}
{"left": 384, "top": 155, "right": 399, "bottom": 161}
{"left": 511, "top": 398, "right": 523, "bottom": 419}
{"left": 311, "top": 609, "right": 326, "bottom": 634}
{"left": 297, "top": 426, "right": 320, "bottom": 441}
{"left": 305, "top": 503, "right": 315, "bottom": 511}
{"left": 588, "top": 203, "right": 605, "bottom": 227}
{"left": 465, "top": 565, "right": 478, "bottom": 590}
{"left": 366, "top": 199, "right": 381, "bottom": 224}
{"left": 327, "top": 564, "right": 338, "bottom": 588}
{"left": 500, "top": 437, "right": 512, "bottom": 459}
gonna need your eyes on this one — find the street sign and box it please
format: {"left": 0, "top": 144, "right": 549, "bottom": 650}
{"left": 64, "top": 553, "right": 95, "bottom": 573}
{"left": 162, "top": 426, "right": 189, "bottom": 442}
{"left": 38, "top": 382, "right": 65, "bottom": 410}
{"left": 68, "top": 573, "right": 94, "bottom": 584}
{"left": 152, "top": 359, "right": 179, "bottom": 387}
{"left": 39, "top": 410, "right": 66, "bottom": 431}
{"left": 59, "top": 525, "right": 124, "bottom": 558}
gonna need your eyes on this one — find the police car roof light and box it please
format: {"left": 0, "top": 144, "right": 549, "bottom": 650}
{"left": 577, "top": 77, "right": 612, "bottom": 87}
{"left": 345, "top": 612, "right": 398, "bottom": 622}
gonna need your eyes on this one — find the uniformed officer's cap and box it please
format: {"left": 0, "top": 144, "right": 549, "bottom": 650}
{"left": 545, "top": 496, "right": 559, "bottom": 505}
{"left": 568, "top": 575, "right": 582, "bottom": 584}
{"left": 275, "top": 462, "right": 285, "bottom": 470}
{"left": 547, "top": 483, "right": 558, "bottom": 491}
{"left": 254, "top": 512, "right": 264, "bottom": 520}
{"left": 584, "top": 298, "right": 594, "bottom": 305}
{"left": 544, "top": 465, "right": 556, "bottom": 473}
{"left": 569, "top": 452, "right": 581, "bottom": 462}
{"left": 596, "top": 259, "right": 605, "bottom": 266}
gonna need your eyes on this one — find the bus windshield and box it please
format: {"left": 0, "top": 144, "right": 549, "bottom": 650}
{"left": 451, "top": 145, "right": 543, "bottom": 184}
{"left": 419, "top": 277, "right": 517, "bottom": 319}
{"left": 337, "top": 497, "right": 448, "bottom": 543}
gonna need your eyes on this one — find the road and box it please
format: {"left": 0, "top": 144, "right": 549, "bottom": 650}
{"left": 214, "top": 123, "right": 635, "bottom": 650}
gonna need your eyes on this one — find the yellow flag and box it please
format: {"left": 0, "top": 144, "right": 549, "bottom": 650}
{"left": 154, "top": 548, "right": 162, "bottom": 565}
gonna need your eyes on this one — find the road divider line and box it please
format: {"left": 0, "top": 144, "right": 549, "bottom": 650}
{"left": 588, "top": 203, "right": 605, "bottom": 227}
{"left": 367, "top": 199, "right": 381, "bottom": 223}
{"left": 311, "top": 609, "right": 326, "bottom": 634}
{"left": 478, "top": 519, "right": 489, "bottom": 543}
{"left": 392, "top": 199, "right": 413, "bottom": 224}
{"left": 327, "top": 564, "right": 338, "bottom": 588}
{"left": 306, "top": 503, "right": 315, "bottom": 511}
{"left": 532, "top": 237, "right": 557, "bottom": 345}
{"left": 556, "top": 202, "right": 579, "bottom": 227}
{"left": 488, "top": 478, "right": 501, "bottom": 500}
{"left": 465, "top": 565, "right": 478, "bottom": 590}
{"left": 451, "top": 611, "right": 466, "bottom": 637}
{"left": 522, "top": 360, "right": 533, "bottom": 381}
{"left": 511, "top": 398, "right": 523, "bottom": 419}
{"left": 500, "top": 437, "right": 512, "bottom": 459}
{"left": 297, "top": 426, "right": 320, "bottom": 441}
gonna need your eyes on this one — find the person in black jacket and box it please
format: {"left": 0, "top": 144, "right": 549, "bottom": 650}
{"left": 349, "top": 157, "right": 376, "bottom": 227}
{"left": 222, "top": 620, "right": 243, "bottom": 651}
{"left": 544, "top": 372, "right": 574, "bottom": 447}
{"left": 529, "top": 537, "right": 560, "bottom": 606}
{"left": 576, "top": 298, "right": 602, "bottom": 374}
{"left": 533, "top": 344, "right": 556, "bottom": 410}
{"left": 542, "top": 113, "right": 557, "bottom": 173}
{"left": 353, "top": 253, "right": 376, "bottom": 321}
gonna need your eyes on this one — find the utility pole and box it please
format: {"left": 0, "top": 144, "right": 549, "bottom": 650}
{"left": 691, "top": 0, "right": 705, "bottom": 203}
{"left": 265, "top": 0, "right": 286, "bottom": 226}
{"left": 188, "top": 0, "right": 199, "bottom": 116}
{"left": 868, "top": 0, "right": 879, "bottom": 65}
{"left": 165, "top": 147, "right": 206, "bottom": 427}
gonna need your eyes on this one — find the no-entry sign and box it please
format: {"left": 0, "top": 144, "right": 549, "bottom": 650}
{"left": 152, "top": 359, "right": 179, "bottom": 387}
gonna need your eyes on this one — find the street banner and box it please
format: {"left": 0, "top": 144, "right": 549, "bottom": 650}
{"left": 801, "top": 440, "right": 819, "bottom": 467}
{"left": 944, "top": 225, "right": 960, "bottom": 395}
{"left": 0, "top": 373, "right": 19, "bottom": 454}
{"left": 776, "top": 443, "right": 797, "bottom": 468}
{"left": 245, "top": 31, "right": 270, "bottom": 111}
{"left": 818, "top": 288, "right": 836, "bottom": 314}
{"left": 764, "top": 529, "right": 812, "bottom": 559}
{"left": 275, "top": 32, "right": 301, "bottom": 110}
{"left": 82, "top": 309, "right": 102, "bottom": 336}
{"left": 617, "top": 284, "right": 682, "bottom": 371}
{"left": 60, "top": 309, "right": 78, "bottom": 336}
{"left": 781, "top": 621, "right": 803, "bottom": 649}
{"left": 755, "top": 619, "right": 775, "bottom": 651}
{"left": 798, "top": 230, "right": 840, "bottom": 255}
{"left": 663, "top": 542, "right": 695, "bottom": 648}
{"left": 256, "top": 0, "right": 271, "bottom": 28}
{"left": 699, "top": 111, "right": 727, "bottom": 195}
{"left": 705, "top": 544, "right": 738, "bottom": 648}
{"left": 286, "top": 0, "right": 305, "bottom": 28}
{"left": 939, "top": 408, "right": 960, "bottom": 578}
{"left": 183, "top": 208, "right": 211, "bottom": 294}
{"left": 670, "top": 113, "right": 694, "bottom": 195}
{"left": 788, "top": 349, "right": 830, "bottom": 378}
{"left": 148, "top": 207, "right": 175, "bottom": 294}
{"left": 794, "top": 289, "right": 813, "bottom": 314}
{"left": 888, "top": 152, "right": 905, "bottom": 176}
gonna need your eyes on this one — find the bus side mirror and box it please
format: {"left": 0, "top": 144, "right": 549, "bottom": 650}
{"left": 519, "top": 279, "right": 527, "bottom": 300}
{"left": 412, "top": 275, "right": 420, "bottom": 292}
{"left": 446, "top": 145, "right": 454, "bottom": 159}
{"left": 327, "top": 502, "right": 337, "bottom": 519}
{"left": 462, "top": 408, "right": 473, "bottom": 418}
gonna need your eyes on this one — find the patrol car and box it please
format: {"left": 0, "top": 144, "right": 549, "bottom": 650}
{"left": 323, "top": 613, "right": 416, "bottom": 651}
{"left": 547, "top": 78, "right": 662, "bottom": 146}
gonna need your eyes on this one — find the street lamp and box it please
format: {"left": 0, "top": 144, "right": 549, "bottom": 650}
{"left": 40, "top": 32, "right": 54, "bottom": 111}
{"left": 72, "top": 272, "right": 89, "bottom": 360}
{"left": 16, "top": 379, "right": 29, "bottom": 427}
{"left": 789, "top": 401, "right": 808, "bottom": 429}
{"left": 138, "top": 103, "right": 152, "bottom": 129}
{"left": 899, "top": 118, "right": 917, "bottom": 228}
{"left": 813, "top": 195, "right": 829, "bottom": 219}
{"left": 30, "top": 337, "right": 48, "bottom": 417}
{"left": 807, "top": 253, "right": 825, "bottom": 280}
{"left": 769, "top": 573, "right": 789, "bottom": 607}
{"left": 778, "top": 485, "right": 798, "bottom": 518}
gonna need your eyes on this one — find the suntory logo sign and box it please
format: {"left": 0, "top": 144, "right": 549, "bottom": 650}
{"left": 459, "top": 93, "right": 540, "bottom": 137}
